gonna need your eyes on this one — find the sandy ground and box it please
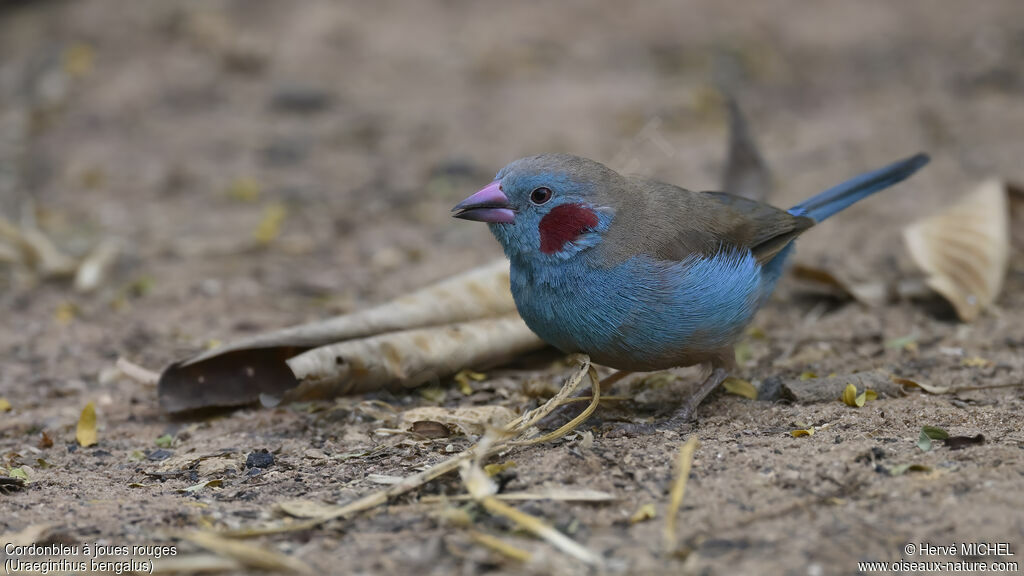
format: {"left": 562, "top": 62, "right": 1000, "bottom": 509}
{"left": 1, "top": 1, "right": 1023, "bottom": 574}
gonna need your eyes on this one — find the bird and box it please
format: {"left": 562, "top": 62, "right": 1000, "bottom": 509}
{"left": 452, "top": 152, "right": 929, "bottom": 431}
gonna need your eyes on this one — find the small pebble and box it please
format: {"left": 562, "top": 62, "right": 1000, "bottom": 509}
{"left": 245, "top": 449, "right": 274, "bottom": 469}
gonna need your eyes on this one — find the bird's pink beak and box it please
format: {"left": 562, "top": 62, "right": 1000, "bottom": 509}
{"left": 452, "top": 180, "right": 515, "bottom": 223}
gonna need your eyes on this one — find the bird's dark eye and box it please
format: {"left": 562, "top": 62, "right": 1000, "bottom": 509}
{"left": 530, "top": 187, "right": 553, "bottom": 205}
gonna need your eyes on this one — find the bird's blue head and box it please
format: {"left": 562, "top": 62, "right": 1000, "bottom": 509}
{"left": 452, "top": 154, "right": 620, "bottom": 264}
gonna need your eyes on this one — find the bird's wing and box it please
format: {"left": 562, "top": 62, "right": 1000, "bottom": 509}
{"left": 598, "top": 178, "right": 814, "bottom": 266}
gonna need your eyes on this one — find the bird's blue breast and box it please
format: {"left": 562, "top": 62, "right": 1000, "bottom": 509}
{"left": 509, "top": 249, "right": 768, "bottom": 371}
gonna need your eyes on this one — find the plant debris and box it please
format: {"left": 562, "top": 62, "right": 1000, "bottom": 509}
{"left": 918, "top": 425, "right": 949, "bottom": 452}
{"left": 840, "top": 382, "right": 878, "bottom": 407}
{"left": 158, "top": 260, "right": 539, "bottom": 412}
{"left": 664, "top": 435, "right": 699, "bottom": 551}
{"left": 76, "top": 401, "right": 98, "bottom": 447}
{"left": 903, "top": 178, "right": 1011, "bottom": 322}
{"left": 722, "top": 377, "right": 758, "bottom": 400}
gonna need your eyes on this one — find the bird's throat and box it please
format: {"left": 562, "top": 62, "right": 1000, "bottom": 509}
{"left": 538, "top": 204, "right": 599, "bottom": 254}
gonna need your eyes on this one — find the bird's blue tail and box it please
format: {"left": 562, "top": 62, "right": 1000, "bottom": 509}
{"left": 788, "top": 153, "right": 930, "bottom": 222}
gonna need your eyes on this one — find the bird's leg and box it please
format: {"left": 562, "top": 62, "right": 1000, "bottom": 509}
{"left": 663, "top": 367, "right": 729, "bottom": 425}
{"left": 608, "top": 352, "right": 735, "bottom": 437}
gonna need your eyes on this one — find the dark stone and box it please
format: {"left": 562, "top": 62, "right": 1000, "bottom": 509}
{"left": 245, "top": 449, "right": 274, "bottom": 469}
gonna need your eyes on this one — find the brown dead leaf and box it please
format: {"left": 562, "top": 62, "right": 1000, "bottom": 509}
{"left": 410, "top": 420, "right": 451, "bottom": 439}
{"left": 892, "top": 376, "right": 951, "bottom": 395}
{"left": 791, "top": 263, "right": 890, "bottom": 306}
{"left": 904, "top": 178, "right": 1010, "bottom": 322}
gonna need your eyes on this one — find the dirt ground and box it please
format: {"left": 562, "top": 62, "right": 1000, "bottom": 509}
{"left": 2, "top": 1, "right": 1023, "bottom": 575}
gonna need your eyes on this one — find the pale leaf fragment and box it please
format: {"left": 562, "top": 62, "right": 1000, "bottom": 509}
{"left": 285, "top": 316, "right": 541, "bottom": 400}
{"left": 722, "top": 377, "right": 757, "bottom": 400}
{"left": 74, "top": 238, "right": 120, "bottom": 292}
{"left": 399, "top": 405, "right": 517, "bottom": 436}
{"left": 904, "top": 178, "right": 1010, "bottom": 322}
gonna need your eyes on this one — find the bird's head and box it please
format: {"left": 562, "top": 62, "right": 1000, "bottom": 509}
{"left": 452, "top": 154, "right": 621, "bottom": 263}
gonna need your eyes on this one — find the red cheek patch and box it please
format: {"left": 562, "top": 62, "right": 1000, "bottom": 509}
{"left": 538, "top": 204, "right": 599, "bottom": 254}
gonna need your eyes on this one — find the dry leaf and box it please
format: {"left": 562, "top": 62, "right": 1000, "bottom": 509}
{"left": 410, "top": 420, "right": 451, "bottom": 439}
{"left": 790, "top": 428, "right": 814, "bottom": 437}
{"left": 276, "top": 499, "right": 343, "bottom": 519}
{"left": 74, "top": 239, "right": 120, "bottom": 293}
{"left": 960, "top": 356, "right": 992, "bottom": 368}
{"left": 0, "top": 397, "right": 10, "bottom": 412}
{"left": 918, "top": 425, "right": 949, "bottom": 452}
{"left": 399, "top": 405, "right": 516, "bottom": 436}
{"left": 483, "top": 461, "right": 516, "bottom": 476}
{"left": 630, "top": 503, "right": 657, "bottom": 524}
{"left": 791, "top": 263, "right": 890, "bottom": 307}
{"left": 904, "top": 178, "right": 1010, "bottom": 322}
{"left": 887, "top": 463, "right": 932, "bottom": 476}
{"left": 285, "top": 316, "right": 541, "bottom": 400}
{"left": 892, "top": 376, "right": 951, "bottom": 395}
{"left": 159, "top": 260, "right": 532, "bottom": 412}
{"left": 841, "top": 383, "right": 859, "bottom": 407}
{"left": 722, "top": 377, "right": 757, "bottom": 400}
{"left": 180, "top": 479, "right": 223, "bottom": 493}
{"left": 76, "top": 402, "right": 98, "bottom": 447}
{"left": 254, "top": 203, "right": 287, "bottom": 245}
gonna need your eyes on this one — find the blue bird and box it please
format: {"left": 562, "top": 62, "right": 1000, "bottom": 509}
{"left": 453, "top": 152, "right": 929, "bottom": 429}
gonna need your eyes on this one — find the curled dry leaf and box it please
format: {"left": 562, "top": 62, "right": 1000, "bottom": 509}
{"left": 409, "top": 420, "right": 451, "bottom": 439}
{"left": 283, "top": 316, "right": 542, "bottom": 402}
{"left": 399, "top": 405, "right": 517, "bottom": 437}
{"left": 791, "top": 263, "right": 890, "bottom": 307}
{"left": 158, "top": 260, "right": 538, "bottom": 412}
{"left": 891, "top": 376, "right": 951, "bottom": 395}
{"left": 903, "top": 178, "right": 1010, "bottom": 322}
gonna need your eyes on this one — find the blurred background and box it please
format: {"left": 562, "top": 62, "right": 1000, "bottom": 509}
{"left": 1, "top": 2, "right": 1023, "bottom": 573}
{"left": 2, "top": 2, "right": 1022, "bottom": 334}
